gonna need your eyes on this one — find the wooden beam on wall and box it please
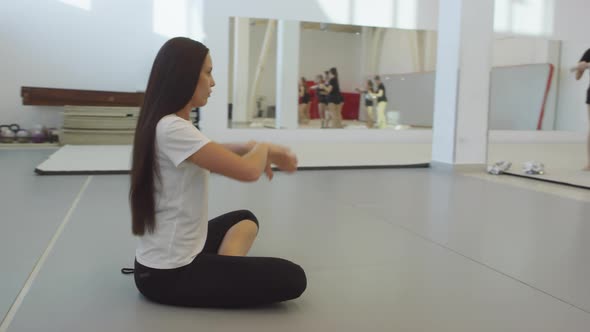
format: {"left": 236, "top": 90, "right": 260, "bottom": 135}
{"left": 21, "top": 87, "right": 145, "bottom": 107}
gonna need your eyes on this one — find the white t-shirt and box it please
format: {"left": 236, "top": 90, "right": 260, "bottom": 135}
{"left": 136, "top": 114, "right": 211, "bottom": 269}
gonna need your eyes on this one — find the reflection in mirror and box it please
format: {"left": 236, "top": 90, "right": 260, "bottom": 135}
{"left": 298, "top": 21, "right": 438, "bottom": 130}
{"left": 228, "top": 17, "right": 277, "bottom": 129}
{"left": 228, "top": 17, "right": 439, "bottom": 130}
{"left": 489, "top": 36, "right": 563, "bottom": 131}
{"left": 488, "top": 34, "right": 590, "bottom": 181}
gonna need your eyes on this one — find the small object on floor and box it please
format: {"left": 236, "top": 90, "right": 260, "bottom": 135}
{"left": 487, "top": 160, "right": 512, "bottom": 175}
{"left": 523, "top": 161, "right": 545, "bottom": 175}
{"left": 47, "top": 128, "right": 60, "bottom": 143}
{"left": 16, "top": 129, "right": 31, "bottom": 143}
{"left": 31, "top": 128, "right": 46, "bottom": 143}
{"left": 33, "top": 124, "right": 49, "bottom": 136}
{"left": 0, "top": 125, "right": 16, "bottom": 143}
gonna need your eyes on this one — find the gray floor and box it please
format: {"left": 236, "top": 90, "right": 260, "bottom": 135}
{"left": 0, "top": 150, "right": 87, "bottom": 323}
{"left": 2, "top": 151, "right": 590, "bottom": 331}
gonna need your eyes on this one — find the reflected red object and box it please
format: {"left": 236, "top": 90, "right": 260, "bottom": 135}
{"left": 305, "top": 81, "right": 359, "bottom": 120}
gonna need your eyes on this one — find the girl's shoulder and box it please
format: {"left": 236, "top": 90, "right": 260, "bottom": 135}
{"left": 156, "top": 114, "right": 196, "bottom": 137}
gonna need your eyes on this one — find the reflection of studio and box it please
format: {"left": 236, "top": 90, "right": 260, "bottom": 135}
{"left": 227, "top": 19, "right": 435, "bottom": 130}
{"left": 228, "top": 19, "right": 589, "bottom": 137}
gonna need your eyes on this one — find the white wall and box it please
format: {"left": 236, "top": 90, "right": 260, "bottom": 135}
{"left": 492, "top": 37, "right": 552, "bottom": 66}
{"left": 494, "top": 0, "right": 589, "bottom": 42}
{"left": 0, "top": 0, "right": 207, "bottom": 128}
{"left": 381, "top": 29, "right": 438, "bottom": 74}
{"left": 248, "top": 24, "right": 277, "bottom": 111}
{"left": 551, "top": 0, "right": 590, "bottom": 43}
{"left": 205, "top": 0, "right": 439, "bottom": 31}
{"left": 378, "top": 29, "right": 421, "bottom": 74}
{"left": 299, "top": 29, "right": 362, "bottom": 92}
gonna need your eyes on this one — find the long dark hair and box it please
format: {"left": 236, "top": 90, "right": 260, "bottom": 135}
{"left": 300, "top": 77, "right": 307, "bottom": 87}
{"left": 329, "top": 67, "right": 339, "bottom": 79}
{"left": 130, "top": 37, "right": 209, "bottom": 235}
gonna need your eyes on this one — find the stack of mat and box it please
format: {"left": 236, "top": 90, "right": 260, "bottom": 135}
{"left": 60, "top": 106, "right": 198, "bottom": 145}
{"left": 60, "top": 106, "right": 139, "bottom": 145}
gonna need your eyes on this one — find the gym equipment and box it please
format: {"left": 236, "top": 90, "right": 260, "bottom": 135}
{"left": 0, "top": 124, "right": 18, "bottom": 143}
{"left": 523, "top": 161, "right": 545, "bottom": 175}
{"left": 487, "top": 161, "right": 512, "bottom": 175}
{"left": 30, "top": 129, "right": 46, "bottom": 143}
{"left": 16, "top": 129, "right": 31, "bottom": 143}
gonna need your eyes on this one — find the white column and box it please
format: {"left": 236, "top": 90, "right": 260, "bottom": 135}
{"left": 432, "top": 0, "right": 495, "bottom": 165}
{"left": 231, "top": 17, "right": 250, "bottom": 123}
{"left": 248, "top": 20, "right": 276, "bottom": 121}
{"left": 358, "top": 26, "right": 374, "bottom": 122}
{"left": 372, "top": 28, "right": 385, "bottom": 75}
{"left": 360, "top": 27, "right": 373, "bottom": 80}
{"left": 276, "top": 20, "right": 300, "bottom": 129}
{"left": 424, "top": 31, "right": 438, "bottom": 72}
{"left": 542, "top": 40, "right": 561, "bottom": 130}
{"left": 413, "top": 30, "right": 426, "bottom": 72}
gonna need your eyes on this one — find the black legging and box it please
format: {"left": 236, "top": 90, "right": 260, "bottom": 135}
{"left": 133, "top": 210, "right": 307, "bottom": 308}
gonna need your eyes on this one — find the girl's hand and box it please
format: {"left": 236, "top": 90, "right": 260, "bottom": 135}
{"left": 264, "top": 160, "right": 274, "bottom": 180}
{"left": 269, "top": 145, "right": 298, "bottom": 173}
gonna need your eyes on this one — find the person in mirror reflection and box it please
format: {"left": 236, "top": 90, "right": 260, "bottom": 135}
{"left": 311, "top": 74, "right": 329, "bottom": 128}
{"left": 571, "top": 48, "right": 590, "bottom": 171}
{"left": 372, "top": 75, "right": 388, "bottom": 129}
{"left": 324, "top": 67, "right": 344, "bottom": 128}
{"left": 355, "top": 80, "right": 376, "bottom": 128}
{"left": 298, "top": 77, "right": 311, "bottom": 125}
{"left": 323, "top": 71, "right": 331, "bottom": 127}
{"left": 129, "top": 37, "right": 306, "bottom": 308}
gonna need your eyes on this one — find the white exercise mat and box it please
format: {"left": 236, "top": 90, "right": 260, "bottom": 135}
{"left": 35, "top": 145, "right": 133, "bottom": 175}
{"left": 35, "top": 143, "right": 432, "bottom": 175}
